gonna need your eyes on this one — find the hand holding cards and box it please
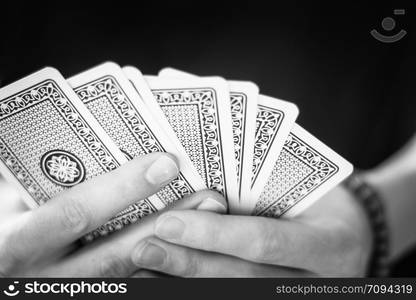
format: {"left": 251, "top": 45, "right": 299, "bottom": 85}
{"left": 0, "top": 62, "right": 353, "bottom": 240}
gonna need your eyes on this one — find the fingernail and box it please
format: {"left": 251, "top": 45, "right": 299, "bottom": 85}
{"left": 145, "top": 155, "right": 179, "bottom": 186}
{"left": 155, "top": 215, "right": 185, "bottom": 240}
{"left": 197, "top": 197, "right": 226, "bottom": 213}
{"left": 132, "top": 242, "right": 166, "bottom": 267}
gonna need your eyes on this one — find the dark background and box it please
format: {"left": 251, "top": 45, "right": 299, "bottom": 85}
{"left": 1, "top": 1, "right": 415, "bottom": 276}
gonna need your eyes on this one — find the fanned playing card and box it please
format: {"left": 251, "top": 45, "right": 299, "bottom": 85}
{"left": 250, "top": 95, "right": 299, "bottom": 204}
{"left": 67, "top": 63, "right": 206, "bottom": 222}
{"left": 253, "top": 123, "right": 353, "bottom": 217}
{"left": 0, "top": 67, "right": 146, "bottom": 241}
{"left": 141, "top": 75, "right": 239, "bottom": 211}
{"left": 157, "top": 69, "right": 299, "bottom": 213}
{"left": 122, "top": 66, "right": 190, "bottom": 150}
{"left": 226, "top": 81, "right": 258, "bottom": 211}
{"left": 158, "top": 68, "right": 259, "bottom": 212}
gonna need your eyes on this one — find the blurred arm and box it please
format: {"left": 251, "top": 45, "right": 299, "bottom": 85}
{"left": 363, "top": 135, "right": 416, "bottom": 260}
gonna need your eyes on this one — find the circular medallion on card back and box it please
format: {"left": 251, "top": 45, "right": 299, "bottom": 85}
{"left": 41, "top": 150, "right": 85, "bottom": 187}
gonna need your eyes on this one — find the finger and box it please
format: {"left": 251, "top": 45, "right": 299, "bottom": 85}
{"left": 1, "top": 152, "right": 179, "bottom": 270}
{"left": 0, "top": 180, "right": 27, "bottom": 224}
{"left": 130, "top": 270, "right": 168, "bottom": 278}
{"left": 170, "top": 190, "right": 226, "bottom": 213}
{"left": 131, "top": 238, "right": 311, "bottom": 277}
{"left": 39, "top": 191, "right": 226, "bottom": 277}
{"left": 153, "top": 210, "right": 333, "bottom": 271}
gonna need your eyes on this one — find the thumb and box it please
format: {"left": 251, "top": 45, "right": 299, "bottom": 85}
{"left": 169, "top": 189, "right": 227, "bottom": 214}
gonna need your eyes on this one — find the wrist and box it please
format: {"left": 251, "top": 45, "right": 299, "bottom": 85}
{"left": 363, "top": 166, "right": 416, "bottom": 260}
{"left": 344, "top": 173, "right": 390, "bottom": 277}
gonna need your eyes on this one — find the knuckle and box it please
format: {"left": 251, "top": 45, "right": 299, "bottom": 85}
{"left": 180, "top": 251, "right": 200, "bottom": 277}
{"left": 251, "top": 221, "right": 281, "bottom": 262}
{"left": 100, "top": 254, "right": 130, "bottom": 277}
{"left": 205, "top": 226, "right": 220, "bottom": 249}
{"left": 325, "top": 222, "right": 367, "bottom": 276}
{"left": 59, "top": 194, "right": 91, "bottom": 234}
{"left": 0, "top": 232, "right": 23, "bottom": 276}
{"left": 0, "top": 238, "right": 10, "bottom": 277}
{"left": 193, "top": 214, "right": 222, "bottom": 250}
{"left": 340, "top": 243, "right": 367, "bottom": 276}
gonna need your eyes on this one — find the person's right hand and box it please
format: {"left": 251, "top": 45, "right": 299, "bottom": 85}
{"left": 0, "top": 152, "right": 226, "bottom": 277}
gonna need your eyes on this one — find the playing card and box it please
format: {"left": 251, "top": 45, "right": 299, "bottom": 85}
{"left": 141, "top": 75, "right": 239, "bottom": 211}
{"left": 253, "top": 123, "right": 353, "bottom": 217}
{"left": 158, "top": 68, "right": 259, "bottom": 212}
{"left": 250, "top": 95, "right": 299, "bottom": 205}
{"left": 0, "top": 67, "right": 146, "bottom": 241}
{"left": 67, "top": 62, "right": 206, "bottom": 216}
{"left": 122, "top": 66, "right": 194, "bottom": 153}
{"left": 226, "top": 81, "right": 258, "bottom": 210}
{"left": 157, "top": 69, "right": 299, "bottom": 214}
{"left": 0, "top": 67, "right": 127, "bottom": 206}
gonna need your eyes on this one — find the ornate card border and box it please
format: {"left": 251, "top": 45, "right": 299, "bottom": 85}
{"left": 230, "top": 92, "right": 247, "bottom": 189}
{"left": 255, "top": 133, "right": 339, "bottom": 217}
{"left": 74, "top": 76, "right": 195, "bottom": 203}
{"left": 152, "top": 88, "right": 227, "bottom": 196}
{"left": 0, "top": 80, "right": 120, "bottom": 205}
{"left": 252, "top": 105, "right": 284, "bottom": 187}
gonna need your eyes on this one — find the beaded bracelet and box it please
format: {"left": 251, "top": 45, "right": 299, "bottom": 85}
{"left": 343, "top": 173, "right": 390, "bottom": 277}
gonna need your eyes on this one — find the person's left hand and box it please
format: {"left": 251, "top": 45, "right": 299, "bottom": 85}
{"left": 131, "top": 185, "right": 373, "bottom": 277}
